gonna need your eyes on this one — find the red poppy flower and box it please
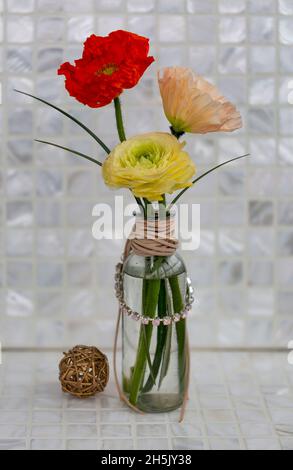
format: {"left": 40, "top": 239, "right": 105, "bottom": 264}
{"left": 58, "top": 30, "right": 154, "bottom": 108}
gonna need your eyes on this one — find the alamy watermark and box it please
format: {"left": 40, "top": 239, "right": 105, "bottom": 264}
{"left": 91, "top": 196, "right": 200, "bottom": 251}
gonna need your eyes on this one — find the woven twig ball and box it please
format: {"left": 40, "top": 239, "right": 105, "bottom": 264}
{"left": 59, "top": 345, "right": 109, "bottom": 398}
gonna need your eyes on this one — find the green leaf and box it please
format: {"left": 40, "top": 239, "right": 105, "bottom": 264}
{"left": 14, "top": 89, "right": 111, "bottom": 154}
{"left": 169, "top": 153, "right": 250, "bottom": 208}
{"left": 35, "top": 139, "right": 102, "bottom": 167}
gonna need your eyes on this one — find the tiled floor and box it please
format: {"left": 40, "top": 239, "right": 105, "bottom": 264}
{"left": 0, "top": 351, "right": 292, "bottom": 450}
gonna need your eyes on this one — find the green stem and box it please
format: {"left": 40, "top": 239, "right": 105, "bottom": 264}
{"left": 114, "top": 97, "right": 145, "bottom": 213}
{"left": 169, "top": 276, "right": 186, "bottom": 394}
{"left": 134, "top": 196, "right": 146, "bottom": 217}
{"left": 143, "top": 198, "right": 155, "bottom": 219}
{"left": 129, "top": 277, "right": 161, "bottom": 405}
{"left": 170, "top": 126, "right": 185, "bottom": 139}
{"left": 158, "top": 321, "right": 172, "bottom": 388}
{"left": 142, "top": 279, "right": 167, "bottom": 393}
{"left": 114, "top": 97, "right": 126, "bottom": 142}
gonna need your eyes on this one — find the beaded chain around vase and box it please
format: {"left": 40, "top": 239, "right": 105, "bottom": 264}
{"left": 114, "top": 261, "right": 195, "bottom": 325}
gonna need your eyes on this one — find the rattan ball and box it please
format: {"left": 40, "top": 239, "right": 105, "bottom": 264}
{"left": 59, "top": 345, "right": 109, "bottom": 398}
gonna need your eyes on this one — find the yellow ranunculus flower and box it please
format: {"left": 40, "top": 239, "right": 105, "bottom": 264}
{"left": 102, "top": 132, "right": 196, "bottom": 201}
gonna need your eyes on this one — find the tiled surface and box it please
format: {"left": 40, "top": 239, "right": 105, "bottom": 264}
{"left": 0, "top": 0, "right": 293, "bottom": 347}
{"left": 0, "top": 351, "right": 293, "bottom": 450}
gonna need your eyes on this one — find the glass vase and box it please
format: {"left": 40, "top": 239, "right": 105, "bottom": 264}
{"left": 121, "top": 231, "right": 190, "bottom": 413}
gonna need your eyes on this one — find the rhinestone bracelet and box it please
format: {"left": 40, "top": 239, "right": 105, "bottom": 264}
{"left": 114, "top": 262, "right": 195, "bottom": 326}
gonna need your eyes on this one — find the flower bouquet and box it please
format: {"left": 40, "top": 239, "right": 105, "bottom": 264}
{"left": 16, "top": 30, "right": 246, "bottom": 418}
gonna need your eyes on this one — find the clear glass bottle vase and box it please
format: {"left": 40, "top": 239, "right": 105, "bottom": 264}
{"left": 122, "top": 227, "right": 189, "bottom": 413}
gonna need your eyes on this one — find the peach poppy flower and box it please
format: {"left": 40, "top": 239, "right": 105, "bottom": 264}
{"left": 158, "top": 67, "right": 242, "bottom": 135}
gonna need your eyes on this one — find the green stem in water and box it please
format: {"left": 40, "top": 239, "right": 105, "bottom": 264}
{"left": 158, "top": 321, "right": 172, "bottom": 389}
{"left": 129, "top": 277, "right": 161, "bottom": 405}
{"left": 142, "top": 279, "right": 168, "bottom": 393}
{"left": 169, "top": 276, "right": 186, "bottom": 394}
{"left": 114, "top": 97, "right": 126, "bottom": 142}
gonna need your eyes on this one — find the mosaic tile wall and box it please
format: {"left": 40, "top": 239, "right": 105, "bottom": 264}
{"left": 0, "top": 0, "right": 293, "bottom": 348}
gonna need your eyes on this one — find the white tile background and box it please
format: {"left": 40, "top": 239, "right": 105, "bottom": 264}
{"left": 0, "top": 0, "right": 293, "bottom": 348}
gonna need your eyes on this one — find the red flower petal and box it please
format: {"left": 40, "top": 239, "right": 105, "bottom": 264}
{"left": 58, "top": 30, "right": 154, "bottom": 108}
